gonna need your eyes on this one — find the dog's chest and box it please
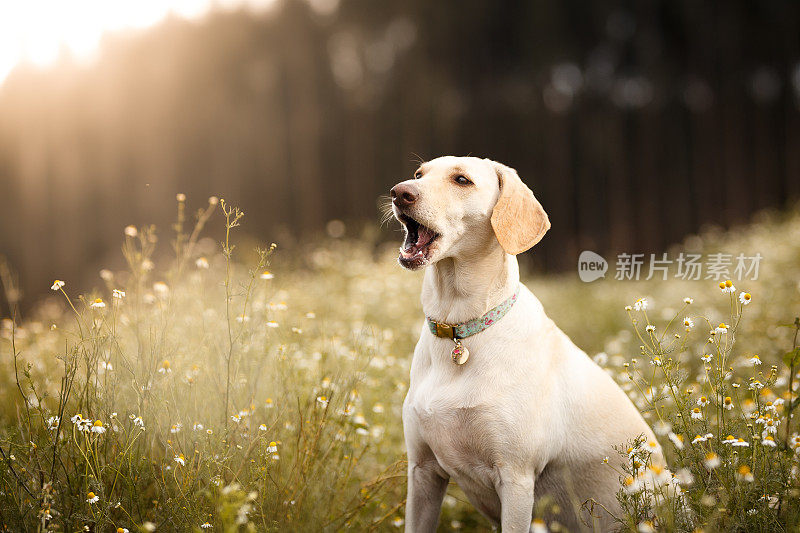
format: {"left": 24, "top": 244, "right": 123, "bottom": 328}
{"left": 405, "top": 371, "right": 517, "bottom": 489}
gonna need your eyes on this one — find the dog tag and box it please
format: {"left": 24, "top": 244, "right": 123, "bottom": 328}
{"left": 451, "top": 341, "right": 469, "bottom": 365}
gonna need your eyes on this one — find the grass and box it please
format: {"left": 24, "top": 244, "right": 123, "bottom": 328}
{"left": 1, "top": 196, "right": 799, "bottom": 532}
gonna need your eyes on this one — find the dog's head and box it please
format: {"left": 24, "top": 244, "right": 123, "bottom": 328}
{"left": 390, "top": 156, "right": 550, "bottom": 270}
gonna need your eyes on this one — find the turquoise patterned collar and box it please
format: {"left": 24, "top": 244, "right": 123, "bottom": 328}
{"left": 427, "top": 287, "right": 520, "bottom": 341}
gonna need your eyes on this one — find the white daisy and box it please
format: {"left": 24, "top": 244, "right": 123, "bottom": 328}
{"left": 690, "top": 407, "right": 703, "bottom": 420}
{"left": 739, "top": 292, "right": 752, "bottom": 305}
{"left": 683, "top": 317, "right": 694, "bottom": 331}
{"left": 112, "top": 289, "right": 125, "bottom": 299}
{"left": 196, "top": 257, "right": 210, "bottom": 269}
{"left": 51, "top": 280, "right": 65, "bottom": 291}
{"left": 746, "top": 354, "right": 761, "bottom": 366}
{"left": 701, "top": 353, "right": 713, "bottom": 363}
{"left": 90, "top": 298, "right": 106, "bottom": 309}
{"left": 174, "top": 454, "right": 185, "bottom": 466}
{"left": 633, "top": 298, "right": 648, "bottom": 311}
{"left": 683, "top": 297, "right": 693, "bottom": 304}
{"left": 697, "top": 396, "right": 709, "bottom": 407}
{"left": 732, "top": 438, "right": 750, "bottom": 447}
{"left": 723, "top": 397, "right": 734, "bottom": 410}
{"left": 703, "top": 453, "right": 720, "bottom": 469}
{"left": 715, "top": 323, "right": 729, "bottom": 335}
{"left": 645, "top": 324, "right": 656, "bottom": 333}
{"left": 719, "top": 280, "right": 736, "bottom": 293}
{"left": 762, "top": 436, "right": 777, "bottom": 447}
{"left": 91, "top": 420, "right": 106, "bottom": 434}
{"left": 87, "top": 491, "right": 99, "bottom": 504}
{"left": 200, "top": 523, "right": 213, "bottom": 529}
{"left": 260, "top": 270, "right": 275, "bottom": 280}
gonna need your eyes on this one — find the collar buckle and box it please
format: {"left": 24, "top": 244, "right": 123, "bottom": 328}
{"left": 432, "top": 321, "right": 457, "bottom": 339}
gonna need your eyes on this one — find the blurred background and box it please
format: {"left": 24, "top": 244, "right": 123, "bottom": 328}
{"left": 0, "top": 0, "right": 798, "bottom": 313}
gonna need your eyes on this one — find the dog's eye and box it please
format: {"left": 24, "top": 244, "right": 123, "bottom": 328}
{"left": 454, "top": 175, "right": 472, "bottom": 186}
{"left": 414, "top": 170, "right": 422, "bottom": 179}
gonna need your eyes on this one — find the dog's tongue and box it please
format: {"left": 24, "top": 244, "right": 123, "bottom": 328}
{"left": 417, "top": 225, "right": 435, "bottom": 247}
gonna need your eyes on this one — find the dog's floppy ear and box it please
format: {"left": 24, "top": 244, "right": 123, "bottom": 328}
{"left": 488, "top": 160, "right": 551, "bottom": 255}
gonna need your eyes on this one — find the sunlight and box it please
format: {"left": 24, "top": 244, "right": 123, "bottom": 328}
{"left": 0, "top": 0, "right": 278, "bottom": 85}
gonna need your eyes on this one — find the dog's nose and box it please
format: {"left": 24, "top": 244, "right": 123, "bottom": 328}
{"left": 390, "top": 183, "right": 419, "bottom": 207}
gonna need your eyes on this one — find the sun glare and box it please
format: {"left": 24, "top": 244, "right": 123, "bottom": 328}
{"left": 0, "top": 0, "right": 277, "bottom": 86}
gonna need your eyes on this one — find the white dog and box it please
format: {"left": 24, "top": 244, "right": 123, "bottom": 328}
{"left": 391, "top": 156, "right": 660, "bottom": 532}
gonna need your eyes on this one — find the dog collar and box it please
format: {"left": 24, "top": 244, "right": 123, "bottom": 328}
{"left": 426, "top": 287, "right": 520, "bottom": 365}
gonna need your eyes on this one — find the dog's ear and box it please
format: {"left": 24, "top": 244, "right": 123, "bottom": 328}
{"left": 488, "top": 160, "right": 550, "bottom": 255}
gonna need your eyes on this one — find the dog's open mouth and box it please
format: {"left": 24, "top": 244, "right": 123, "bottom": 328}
{"left": 398, "top": 214, "right": 439, "bottom": 269}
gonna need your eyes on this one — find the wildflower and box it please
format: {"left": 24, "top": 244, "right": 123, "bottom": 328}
{"left": 71, "top": 414, "right": 83, "bottom": 424}
{"left": 51, "top": 280, "right": 65, "bottom": 291}
{"left": 723, "top": 396, "right": 734, "bottom": 410}
{"left": 683, "top": 297, "right": 693, "bottom": 304}
{"left": 193, "top": 423, "right": 204, "bottom": 431}
{"left": 739, "top": 292, "right": 752, "bottom": 305}
{"left": 259, "top": 424, "right": 267, "bottom": 431}
{"left": 392, "top": 517, "right": 405, "bottom": 528}
{"left": 697, "top": 396, "right": 709, "bottom": 407}
{"left": 645, "top": 324, "right": 656, "bottom": 333}
{"left": 633, "top": 298, "right": 648, "bottom": 311}
{"left": 316, "top": 396, "right": 329, "bottom": 408}
{"left": 124, "top": 225, "right": 138, "bottom": 237}
{"left": 118, "top": 528, "right": 130, "bottom": 533}
{"left": 153, "top": 282, "right": 169, "bottom": 296}
{"left": 693, "top": 434, "right": 708, "bottom": 444}
{"left": 266, "top": 321, "right": 279, "bottom": 328}
{"left": 231, "top": 414, "right": 241, "bottom": 423}
{"left": 87, "top": 491, "right": 99, "bottom": 504}
{"left": 236, "top": 314, "right": 250, "bottom": 323}
{"left": 170, "top": 423, "right": 182, "bottom": 434}
{"left": 668, "top": 432, "right": 684, "bottom": 450}
{"left": 159, "top": 360, "right": 171, "bottom": 374}
{"left": 196, "top": 257, "right": 210, "bottom": 269}
{"left": 638, "top": 520, "right": 655, "bottom": 533}
{"left": 722, "top": 435, "right": 737, "bottom": 444}
{"left": 91, "top": 420, "right": 106, "bottom": 434}
{"left": 112, "top": 289, "right": 125, "bottom": 299}
{"left": 732, "top": 438, "right": 750, "bottom": 447}
{"left": 676, "top": 467, "right": 694, "bottom": 485}
{"left": 691, "top": 407, "right": 703, "bottom": 420}
{"left": 762, "top": 435, "right": 777, "bottom": 447}
{"left": 265, "top": 398, "right": 274, "bottom": 408}
{"left": 737, "top": 465, "right": 755, "bottom": 482}
{"left": 700, "top": 353, "right": 713, "bottom": 363}
{"left": 90, "top": 298, "right": 106, "bottom": 309}
{"left": 703, "top": 452, "right": 721, "bottom": 469}
{"left": 201, "top": 523, "right": 213, "bottom": 529}
{"left": 747, "top": 354, "right": 762, "bottom": 366}
{"left": 719, "top": 279, "right": 736, "bottom": 293}
{"left": 306, "top": 312, "right": 316, "bottom": 319}
{"left": 653, "top": 420, "right": 671, "bottom": 436}
{"left": 749, "top": 380, "right": 764, "bottom": 390}
{"left": 133, "top": 416, "right": 145, "bottom": 428}
{"left": 763, "top": 418, "right": 779, "bottom": 434}
{"left": 46, "top": 416, "right": 59, "bottom": 430}
{"left": 624, "top": 305, "right": 632, "bottom": 312}
{"left": 650, "top": 357, "right": 662, "bottom": 366}
{"left": 174, "top": 454, "right": 185, "bottom": 466}
{"left": 683, "top": 317, "right": 694, "bottom": 331}
{"left": 715, "top": 323, "right": 729, "bottom": 335}
{"left": 260, "top": 270, "right": 275, "bottom": 280}
{"left": 531, "top": 519, "right": 548, "bottom": 533}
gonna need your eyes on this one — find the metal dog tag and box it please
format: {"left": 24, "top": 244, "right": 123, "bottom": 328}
{"left": 451, "top": 341, "right": 469, "bottom": 365}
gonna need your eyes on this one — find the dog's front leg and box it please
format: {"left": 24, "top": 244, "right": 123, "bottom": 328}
{"left": 497, "top": 474, "right": 535, "bottom": 532}
{"left": 404, "top": 459, "right": 448, "bottom": 533}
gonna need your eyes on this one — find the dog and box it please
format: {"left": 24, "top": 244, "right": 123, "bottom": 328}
{"left": 391, "top": 156, "right": 661, "bottom": 532}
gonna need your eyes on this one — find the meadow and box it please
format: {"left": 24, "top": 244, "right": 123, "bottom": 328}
{"left": 1, "top": 196, "right": 800, "bottom": 532}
